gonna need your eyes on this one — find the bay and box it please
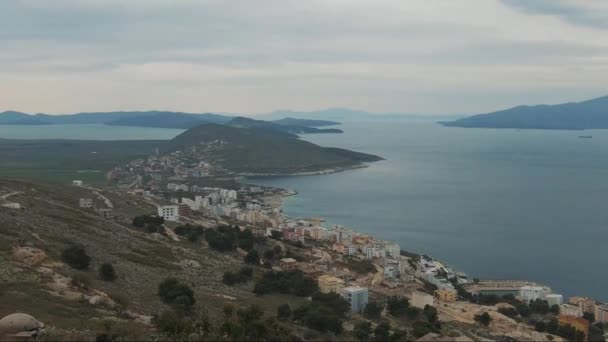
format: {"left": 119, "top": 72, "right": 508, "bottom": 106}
{"left": 251, "top": 121, "right": 608, "bottom": 301}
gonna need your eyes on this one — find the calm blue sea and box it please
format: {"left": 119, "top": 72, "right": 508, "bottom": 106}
{"left": 251, "top": 121, "right": 608, "bottom": 301}
{"left": 2, "top": 121, "right": 605, "bottom": 301}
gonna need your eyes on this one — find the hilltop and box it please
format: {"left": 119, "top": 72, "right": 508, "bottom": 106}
{"left": 440, "top": 95, "right": 608, "bottom": 130}
{"left": 227, "top": 116, "right": 343, "bottom": 134}
{"left": 163, "top": 123, "right": 381, "bottom": 175}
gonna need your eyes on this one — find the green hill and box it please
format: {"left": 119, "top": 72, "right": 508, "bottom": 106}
{"left": 164, "top": 123, "right": 381, "bottom": 174}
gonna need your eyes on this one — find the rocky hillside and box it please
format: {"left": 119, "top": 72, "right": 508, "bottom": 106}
{"left": 0, "top": 179, "right": 304, "bottom": 340}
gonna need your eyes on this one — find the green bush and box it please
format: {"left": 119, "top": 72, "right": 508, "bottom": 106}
{"left": 158, "top": 277, "right": 195, "bottom": 311}
{"left": 277, "top": 304, "right": 291, "bottom": 320}
{"left": 99, "top": 263, "right": 117, "bottom": 281}
{"left": 61, "top": 245, "right": 91, "bottom": 270}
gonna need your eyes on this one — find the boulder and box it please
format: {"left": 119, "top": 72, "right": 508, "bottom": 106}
{"left": 0, "top": 313, "right": 45, "bottom": 337}
{"left": 12, "top": 246, "right": 47, "bottom": 266}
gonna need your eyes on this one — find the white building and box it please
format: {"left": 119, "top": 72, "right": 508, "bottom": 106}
{"left": 411, "top": 291, "right": 434, "bottom": 309}
{"left": 72, "top": 180, "right": 83, "bottom": 187}
{"left": 339, "top": 286, "right": 369, "bottom": 312}
{"left": 519, "top": 286, "right": 546, "bottom": 303}
{"left": 363, "top": 245, "right": 376, "bottom": 259}
{"left": 385, "top": 243, "right": 401, "bottom": 258}
{"left": 545, "top": 294, "right": 564, "bottom": 307}
{"left": 158, "top": 205, "right": 179, "bottom": 221}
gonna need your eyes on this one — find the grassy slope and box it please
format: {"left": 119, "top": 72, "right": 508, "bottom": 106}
{"left": 0, "top": 179, "right": 307, "bottom": 336}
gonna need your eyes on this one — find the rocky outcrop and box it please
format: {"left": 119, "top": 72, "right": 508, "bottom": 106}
{"left": 0, "top": 313, "right": 45, "bottom": 339}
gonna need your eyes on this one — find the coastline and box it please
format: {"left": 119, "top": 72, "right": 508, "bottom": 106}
{"left": 237, "top": 163, "right": 370, "bottom": 177}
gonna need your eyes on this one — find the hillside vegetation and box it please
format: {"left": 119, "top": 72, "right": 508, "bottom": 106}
{"left": 165, "top": 123, "right": 381, "bottom": 174}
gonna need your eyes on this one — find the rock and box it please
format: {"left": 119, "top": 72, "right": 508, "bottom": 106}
{"left": 89, "top": 295, "right": 104, "bottom": 305}
{"left": 0, "top": 313, "right": 45, "bottom": 337}
{"left": 12, "top": 246, "right": 47, "bottom": 266}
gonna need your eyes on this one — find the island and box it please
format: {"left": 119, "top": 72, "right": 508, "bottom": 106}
{"left": 440, "top": 95, "right": 608, "bottom": 130}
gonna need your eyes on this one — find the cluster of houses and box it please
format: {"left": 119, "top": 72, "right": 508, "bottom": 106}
{"left": 155, "top": 186, "right": 280, "bottom": 225}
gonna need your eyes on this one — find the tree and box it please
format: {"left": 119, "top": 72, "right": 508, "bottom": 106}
{"left": 423, "top": 305, "right": 438, "bottom": 323}
{"left": 244, "top": 250, "right": 260, "bottom": 264}
{"left": 412, "top": 321, "right": 432, "bottom": 338}
{"left": 153, "top": 309, "right": 193, "bottom": 338}
{"left": 158, "top": 277, "right": 195, "bottom": 312}
{"left": 387, "top": 297, "right": 409, "bottom": 317}
{"left": 277, "top": 304, "right": 291, "bottom": 320}
{"left": 530, "top": 299, "right": 550, "bottom": 315}
{"left": 389, "top": 329, "right": 408, "bottom": 342}
{"left": 270, "top": 230, "right": 282, "bottom": 240}
{"left": 61, "top": 245, "right": 91, "bottom": 270}
{"left": 354, "top": 321, "right": 372, "bottom": 341}
{"left": 546, "top": 317, "right": 559, "bottom": 334}
{"left": 98, "top": 263, "right": 117, "bottom": 281}
{"left": 584, "top": 312, "right": 596, "bottom": 323}
{"left": 535, "top": 321, "right": 546, "bottom": 332}
{"left": 374, "top": 322, "right": 391, "bottom": 342}
{"left": 363, "top": 301, "right": 383, "bottom": 319}
{"left": 474, "top": 312, "right": 492, "bottom": 327}
{"left": 550, "top": 304, "right": 560, "bottom": 315}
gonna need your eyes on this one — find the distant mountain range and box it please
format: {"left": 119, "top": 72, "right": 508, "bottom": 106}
{"left": 0, "top": 110, "right": 341, "bottom": 134}
{"left": 441, "top": 95, "right": 608, "bottom": 130}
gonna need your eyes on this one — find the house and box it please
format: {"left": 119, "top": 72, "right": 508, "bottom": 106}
{"left": 545, "top": 294, "right": 563, "bottom": 306}
{"left": 435, "top": 288, "right": 458, "bottom": 302}
{"left": 158, "top": 205, "right": 179, "bottom": 221}
{"left": 79, "top": 198, "right": 93, "bottom": 208}
{"left": 339, "top": 286, "right": 369, "bottom": 313}
{"left": 411, "top": 291, "right": 434, "bottom": 309}
{"left": 98, "top": 208, "right": 114, "bottom": 220}
{"left": 569, "top": 296, "right": 596, "bottom": 314}
{"left": 595, "top": 304, "right": 608, "bottom": 323}
{"left": 279, "top": 258, "right": 297, "bottom": 271}
{"left": 318, "top": 275, "right": 345, "bottom": 294}
{"left": 178, "top": 204, "right": 191, "bottom": 217}
{"left": 519, "top": 286, "right": 546, "bottom": 303}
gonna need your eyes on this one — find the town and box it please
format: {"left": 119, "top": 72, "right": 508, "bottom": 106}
{"left": 72, "top": 167, "right": 608, "bottom": 341}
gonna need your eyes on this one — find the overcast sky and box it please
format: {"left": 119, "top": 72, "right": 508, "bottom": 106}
{"left": 1, "top": 0, "right": 607, "bottom": 115}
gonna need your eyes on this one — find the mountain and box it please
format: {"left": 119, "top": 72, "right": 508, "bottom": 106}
{"left": 440, "top": 95, "right": 608, "bottom": 130}
{"left": 272, "top": 117, "right": 340, "bottom": 127}
{"left": 106, "top": 112, "right": 231, "bottom": 128}
{"left": 164, "top": 123, "right": 380, "bottom": 174}
{"left": 0, "top": 110, "right": 233, "bottom": 127}
{"left": 227, "top": 117, "right": 342, "bottom": 134}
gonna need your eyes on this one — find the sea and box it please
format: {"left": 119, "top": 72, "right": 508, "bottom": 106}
{"left": 1, "top": 121, "right": 606, "bottom": 301}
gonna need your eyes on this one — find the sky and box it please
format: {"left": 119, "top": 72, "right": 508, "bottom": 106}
{"left": 1, "top": 0, "right": 607, "bottom": 116}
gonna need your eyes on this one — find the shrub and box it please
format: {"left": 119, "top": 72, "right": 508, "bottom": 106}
{"left": 153, "top": 309, "right": 194, "bottom": 338}
{"left": 474, "top": 312, "right": 492, "bottom": 326}
{"left": 277, "top": 304, "right": 291, "bottom": 320}
{"left": 253, "top": 270, "right": 318, "bottom": 296}
{"left": 98, "top": 263, "right": 117, "bottom": 281}
{"left": 498, "top": 307, "right": 518, "bottom": 318}
{"left": 244, "top": 250, "right": 260, "bottom": 264}
{"left": 387, "top": 297, "right": 410, "bottom": 317}
{"left": 158, "top": 277, "right": 195, "bottom": 311}
{"left": 363, "top": 301, "right": 384, "bottom": 319}
{"left": 62, "top": 245, "right": 91, "bottom": 270}
{"left": 223, "top": 267, "right": 254, "bottom": 286}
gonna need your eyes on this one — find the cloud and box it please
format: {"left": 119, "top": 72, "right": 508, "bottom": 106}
{"left": 0, "top": 0, "right": 607, "bottom": 115}
{"left": 500, "top": 0, "right": 608, "bottom": 29}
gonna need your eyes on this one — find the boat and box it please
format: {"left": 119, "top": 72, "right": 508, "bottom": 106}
{"left": 578, "top": 135, "right": 593, "bottom": 139}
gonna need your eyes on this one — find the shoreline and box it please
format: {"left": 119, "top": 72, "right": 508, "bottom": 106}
{"left": 237, "top": 163, "right": 370, "bottom": 178}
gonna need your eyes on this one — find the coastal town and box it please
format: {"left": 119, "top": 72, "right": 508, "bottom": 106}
{"left": 68, "top": 154, "right": 608, "bottom": 341}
